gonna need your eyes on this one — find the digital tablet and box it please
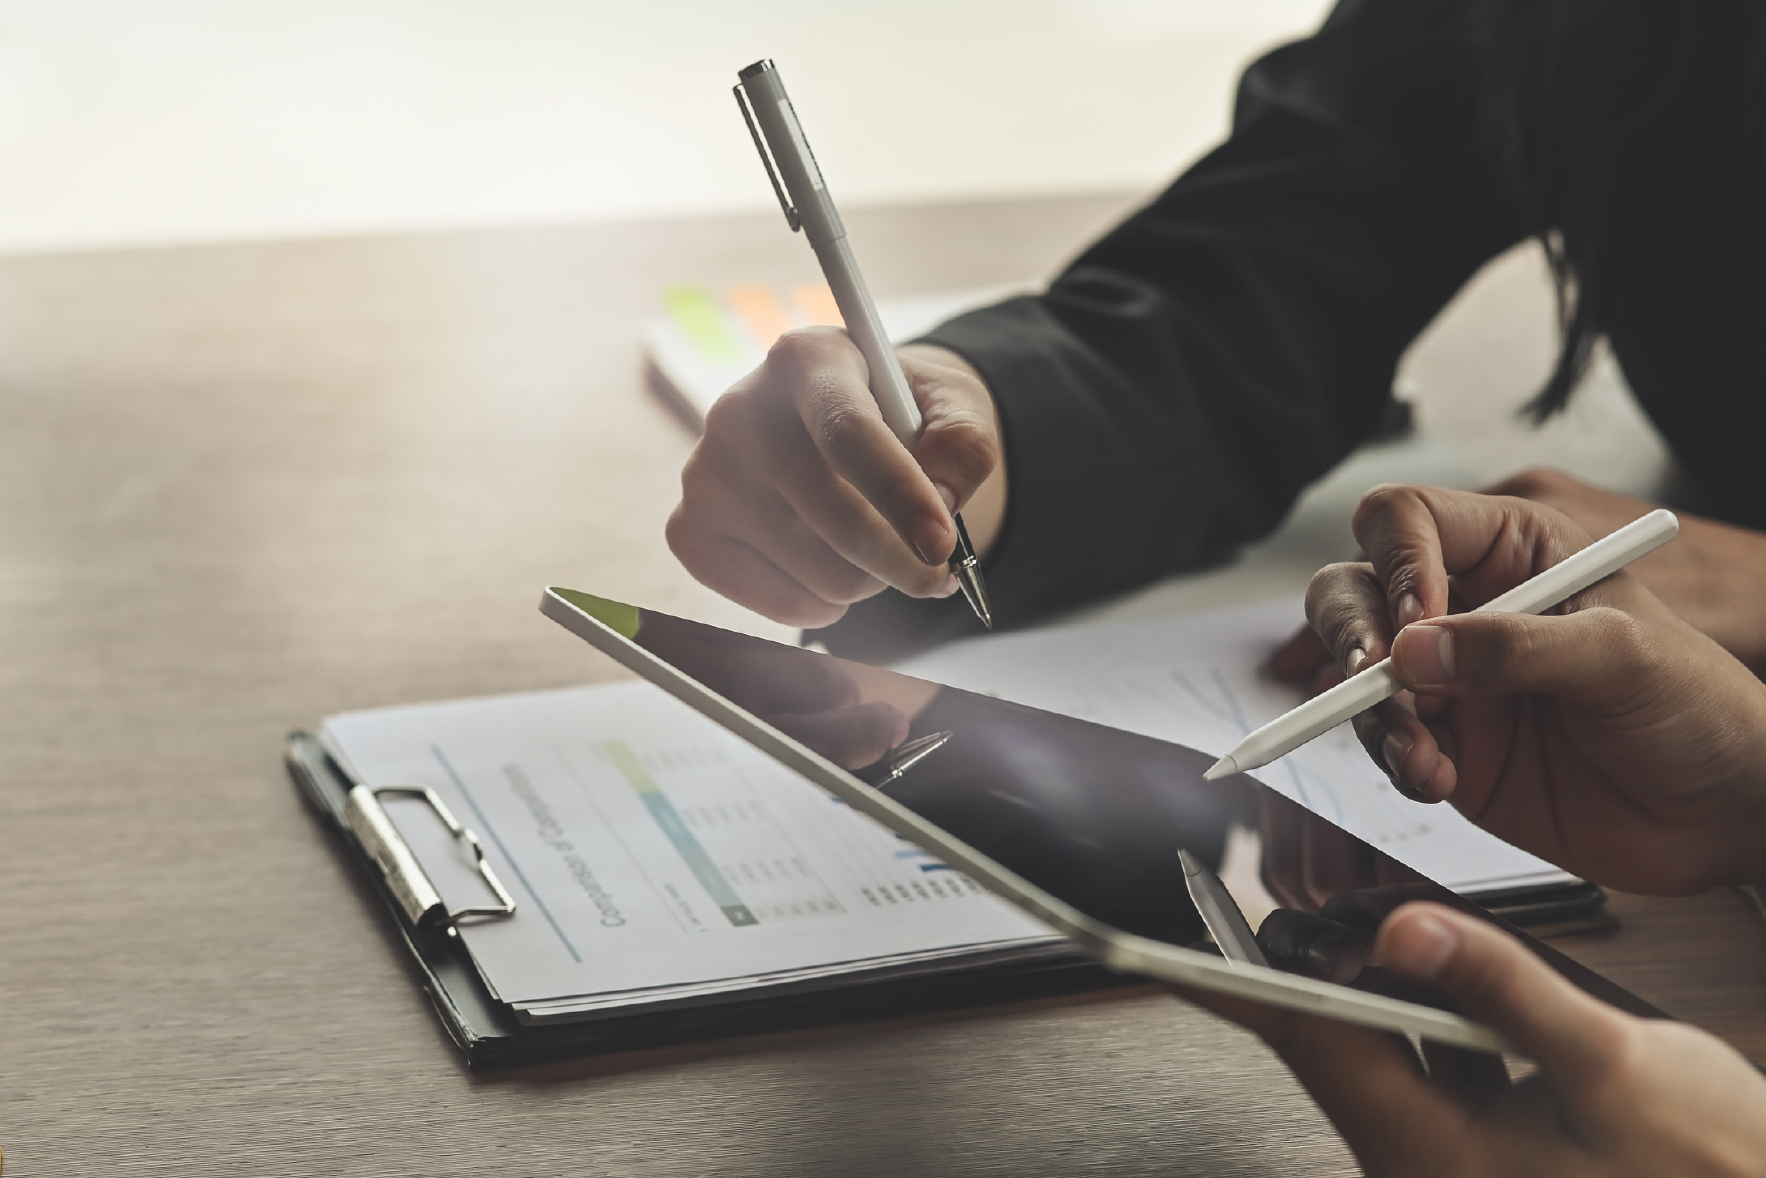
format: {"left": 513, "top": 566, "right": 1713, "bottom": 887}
{"left": 540, "top": 587, "right": 1663, "bottom": 1053}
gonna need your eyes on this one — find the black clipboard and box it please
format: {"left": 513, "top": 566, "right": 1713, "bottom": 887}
{"left": 285, "top": 730, "right": 1128, "bottom": 1070}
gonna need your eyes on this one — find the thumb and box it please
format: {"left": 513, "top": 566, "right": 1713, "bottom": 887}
{"left": 1388, "top": 604, "right": 1666, "bottom": 713}
{"left": 1379, "top": 903, "right": 1628, "bottom": 1086}
{"left": 900, "top": 346, "right": 1002, "bottom": 523}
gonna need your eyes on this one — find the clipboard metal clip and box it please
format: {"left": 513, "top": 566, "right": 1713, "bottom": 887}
{"left": 343, "top": 784, "right": 517, "bottom": 935}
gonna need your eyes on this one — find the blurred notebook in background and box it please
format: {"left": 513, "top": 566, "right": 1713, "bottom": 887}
{"left": 642, "top": 282, "right": 1026, "bottom": 427}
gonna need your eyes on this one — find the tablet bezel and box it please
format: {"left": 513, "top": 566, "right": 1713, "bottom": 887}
{"left": 539, "top": 586, "right": 1508, "bottom": 1053}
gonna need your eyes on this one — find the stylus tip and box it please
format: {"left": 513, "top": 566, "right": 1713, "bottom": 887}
{"left": 1202, "top": 756, "right": 1237, "bottom": 781}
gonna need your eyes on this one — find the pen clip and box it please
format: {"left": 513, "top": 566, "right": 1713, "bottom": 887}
{"left": 734, "top": 82, "right": 800, "bottom": 233}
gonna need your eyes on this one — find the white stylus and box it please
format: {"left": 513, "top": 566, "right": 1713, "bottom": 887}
{"left": 1203, "top": 508, "right": 1681, "bottom": 781}
{"left": 734, "top": 58, "right": 992, "bottom": 628}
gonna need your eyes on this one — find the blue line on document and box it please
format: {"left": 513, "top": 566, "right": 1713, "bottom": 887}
{"left": 1170, "top": 668, "right": 1248, "bottom": 734}
{"left": 1208, "top": 668, "right": 1250, "bottom": 733}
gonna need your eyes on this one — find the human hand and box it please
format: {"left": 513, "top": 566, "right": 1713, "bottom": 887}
{"left": 667, "top": 331, "right": 1006, "bottom": 627}
{"left": 1308, "top": 483, "right": 1766, "bottom": 894}
{"left": 1179, "top": 901, "right": 1766, "bottom": 1177}
{"left": 1270, "top": 467, "right": 1766, "bottom": 686}
{"left": 1487, "top": 469, "right": 1766, "bottom": 675}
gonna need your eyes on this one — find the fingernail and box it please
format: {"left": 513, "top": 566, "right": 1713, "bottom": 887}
{"left": 933, "top": 574, "right": 959, "bottom": 598}
{"left": 1398, "top": 624, "right": 1455, "bottom": 686}
{"left": 1396, "top": 593, "right": 1423, "bottom": 627}
{"left": 1345, "top": 646, "right": 1368, "bottom": 675}
{"left": 931, "top": 482, "right": 958, "bottom": 513}
{"left": 1395, "top": 911, "right": 1458, "bottom": 980}
{"left": 1382, "top": 731, "right": 1413, "bottom": 780}
{"left": 911, "top": 514, "right": 950, "bottom": 565}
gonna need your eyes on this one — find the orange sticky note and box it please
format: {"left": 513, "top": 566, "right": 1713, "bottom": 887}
{"left": 791, "top": 283, "right": 844, "bottom": 327}
{"left": 725, "top": 284, "right": 794, "bottom": 348}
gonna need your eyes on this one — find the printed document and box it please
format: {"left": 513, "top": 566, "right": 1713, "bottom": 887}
{"left": 322, "top": 682, "right": 1060, "bottom": 1023}
{"left": 898, "top": 597, "right": 1570, "bottom": 896}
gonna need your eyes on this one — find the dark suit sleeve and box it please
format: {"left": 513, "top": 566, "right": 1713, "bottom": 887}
{"left": 811, "top": 0, "right": 1528, "bottom": 661}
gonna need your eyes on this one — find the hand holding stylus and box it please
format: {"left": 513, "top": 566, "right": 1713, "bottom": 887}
{"left": 1289, "top": 484, "right": 1766, "bottom": 895}
{"left": 1206, "top": 505, "right": 1681, "bottom": 779}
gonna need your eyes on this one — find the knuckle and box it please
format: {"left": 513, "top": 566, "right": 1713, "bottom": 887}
{"left": 763, "top": 325, "right": 838, "bottom": 370}
{"left": 1487, "top": 467, "right": 1562, "bottom": 500}
{"left": 812, "top": 397, "right": 871, "bottom": 455}
{"left": 1305, "top": 563, "right": 1383, "bottom": 651}
{"left": 663, "top": 504, "right": 696, "bottom": 560}
{"left": 675, "top": 446, "right": 736, "bottom": 508}
{"left": 1351, "top": 482, "right": 1421, "bottom": 531}
{"left": 1441, "top": 939, "right": 1515, "bottom": 1016}
{"left": 1587, "top": 607, "right": 1662, "bottom": 679}
{"left": 1304, "top": 562, "right": 1367, "bottom": 612}
{"left": 925, "top": 415, "right": 999, "bottom": 486}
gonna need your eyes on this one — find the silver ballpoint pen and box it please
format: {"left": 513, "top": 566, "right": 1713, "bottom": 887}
{"left": 734, "top": 59, "right": 993, "bottom": 628}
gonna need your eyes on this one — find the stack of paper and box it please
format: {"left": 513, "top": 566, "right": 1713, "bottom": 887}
{"left": 322, "top": 681, "right": 1064, "bottom": 1025}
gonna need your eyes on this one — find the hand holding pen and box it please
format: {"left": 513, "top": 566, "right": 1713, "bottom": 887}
{"left": 664, "top": 61, "right": 1002, "bottom": 631}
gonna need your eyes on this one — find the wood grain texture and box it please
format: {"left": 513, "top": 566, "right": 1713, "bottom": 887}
{"left": 0, "top": 193, "right": 1757, "bottom": 1176}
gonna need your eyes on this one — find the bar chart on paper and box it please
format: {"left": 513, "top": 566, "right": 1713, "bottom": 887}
{"left": 591, "top": 736, "right": 840, "bottom": 927}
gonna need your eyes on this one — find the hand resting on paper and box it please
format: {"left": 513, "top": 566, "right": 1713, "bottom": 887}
{"left": 667, "top": 330, "right": 1008, "bottom": 627}
{"left": 1303, "top": 483, "right": 1766, "bottom": 895}
{"left": 1176, "top": 900, "right": 1766, "bottom": 1178}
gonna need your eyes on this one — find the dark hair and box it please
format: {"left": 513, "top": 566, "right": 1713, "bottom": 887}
{"left": 1475, "top": 0, "right": 1766, "bottom": 420}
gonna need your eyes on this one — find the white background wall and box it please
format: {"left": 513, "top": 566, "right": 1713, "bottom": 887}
{"left": 0, "top": 0, "right": 1331, "bottom": 252}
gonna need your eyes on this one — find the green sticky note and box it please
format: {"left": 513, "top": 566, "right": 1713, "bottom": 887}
{"left": 552, "top": 588, "right": 640, "bottom": 639}
{"left": 663, "top": 285, "right": 743, "bottom": 363}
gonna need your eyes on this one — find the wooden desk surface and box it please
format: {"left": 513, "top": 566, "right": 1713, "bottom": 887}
{"left": 0, "top": 194, "right": 1760, "bottom": 1177}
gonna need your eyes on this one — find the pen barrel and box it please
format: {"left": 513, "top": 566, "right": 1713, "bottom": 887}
{"left": 739, "top": 60, "right": 922, "bottom": 445}
{"left": 816, "top": 236, "right": 922, "bottom": 444}
{"left": 1232, "top": 662, "right": 1401, "bottom": 770}
{"left": 1474, "top": 508, "right": 1679, "bottom": 616}
{"left": 738, "top": 62, "right": 844, "bottom": 247}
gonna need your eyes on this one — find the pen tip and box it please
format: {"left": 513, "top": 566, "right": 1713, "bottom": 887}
{"left": 1202, "top": 756, "right": 1237, "bottom": 781}
{"left": 947, "top": 512, "right": 993, "bottom": 630}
